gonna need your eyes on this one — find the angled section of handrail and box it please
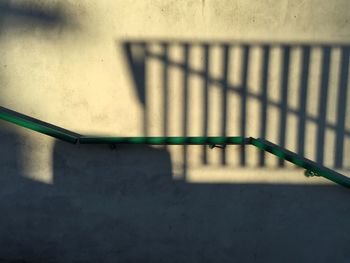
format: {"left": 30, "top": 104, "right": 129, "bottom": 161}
{"left": 250, "top": 138, "right": 350, "bottom": 188}
{"left": 0, "top": 106, "right": 349, "bottom": 188}
{"left": 0, "top": 106, "right": 80, "bottom": 144}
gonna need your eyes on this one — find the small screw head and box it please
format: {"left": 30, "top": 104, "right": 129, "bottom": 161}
{"left": 304, "top": 170, "right": 319, "bottom": 177}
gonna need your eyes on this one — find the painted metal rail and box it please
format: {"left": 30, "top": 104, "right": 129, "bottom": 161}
{"left": 1, "top": 106, "right": 349, "bottom": 188}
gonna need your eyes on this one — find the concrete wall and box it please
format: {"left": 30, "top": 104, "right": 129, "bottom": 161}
{"left": 0, "top": 0, "right": 349, "bottom": 262}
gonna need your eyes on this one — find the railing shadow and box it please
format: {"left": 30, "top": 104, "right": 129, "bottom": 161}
{"left": 122, "top": 39, "right": 350, "bottom": 177}
{"left": 0, "top": 11, "right": 349, "bottom": 260}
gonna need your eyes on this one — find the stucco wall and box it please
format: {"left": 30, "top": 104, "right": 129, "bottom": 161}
{"left": 0, "top": 1, "right": 349, "bottom": 262}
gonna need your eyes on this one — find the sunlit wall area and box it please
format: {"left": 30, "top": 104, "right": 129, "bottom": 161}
{"left": 1, "top": 0, "right": 349, "bottom": 183}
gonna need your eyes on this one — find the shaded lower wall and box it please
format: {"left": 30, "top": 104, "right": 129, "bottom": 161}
{"left": 0, "top": 132, "right": 349, "bottom": 263}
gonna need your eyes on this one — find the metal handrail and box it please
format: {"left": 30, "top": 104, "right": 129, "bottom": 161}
{"left": 0, "top": 106, "right": 79, "bottom": 143}
{"left": 1, "top": 106, "right": 349, "bottom": 188}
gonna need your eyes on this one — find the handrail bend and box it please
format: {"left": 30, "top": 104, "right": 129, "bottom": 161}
{"left": 1, "top": 106, "right": 349, "bottom": 188}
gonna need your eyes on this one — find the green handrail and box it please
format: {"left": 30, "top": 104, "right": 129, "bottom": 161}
{"left": 79, "top": 136, "right": 250, "bottom": 145}
{"left": 0, "top": 107, "right": 79, "bottom": 143}
{"left": 1, "top": 106, "right": 349, "bottom": 188}
{"left": 250, "top": 138, "right": 350, "bottom": 188}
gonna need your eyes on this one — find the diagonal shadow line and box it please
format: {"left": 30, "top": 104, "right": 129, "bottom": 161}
{"left": 145, "top": 51, "right": 350, "bottom": 138}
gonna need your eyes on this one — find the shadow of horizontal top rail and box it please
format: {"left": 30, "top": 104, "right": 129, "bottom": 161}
{"left": 0, "top": 106, "right": 349, "bottom": 188}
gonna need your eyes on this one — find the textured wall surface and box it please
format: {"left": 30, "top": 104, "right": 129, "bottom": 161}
{"left": 0, "top": 0, "right": 349, "bottom": 262}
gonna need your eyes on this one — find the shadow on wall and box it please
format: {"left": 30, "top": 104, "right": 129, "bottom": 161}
{"left": 0, "top": 0, "right": 76, "bottom": 38}
{"left": 0, "top": 40, "right": 350, "bottom": 262}
{"left": 122, "top": 40, "right": 350, "bottom": 177}
{"left": 0, "top": 139, "right": 349, "bottom": 262}
{"left": 0, "top": 5, "right": 349, "bottom": 261}
{"left": 0, "top": 2, "right": 81, "bottom": 262}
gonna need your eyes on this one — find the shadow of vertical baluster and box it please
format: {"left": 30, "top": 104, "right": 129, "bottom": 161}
{"left": 144, "top": 43, "right": 150, "bottom": 136}
{"left": 334, "top": 46, "right": 350, "bottom": 168}
{"left": 297, "top": 45, "right": 311, "bottom": 158}
{"left": 182, "top": 44, "right": 190, "bottom": 178}
{"left": 259, "top": 45, "right": 270, "bottom": 166}
{"left": 162, "top": 43, "right": 169, "bottom": 141}
{"left": 220, "top": 44, "right": 229, "bottom": 165}
{"left": 202, "top": 44, "right": 210, "bottom": 165}
{"left": 316, "top": 46, "right": 331, "bottom": 165}
{"left": 239, "top": 45, "right": 250, "bottom": 166}
{"left": 278, "top": 45, "right": 290, "bottom": 167}
{"left": 122, "top": 42, "right": 147, "bottom": 135}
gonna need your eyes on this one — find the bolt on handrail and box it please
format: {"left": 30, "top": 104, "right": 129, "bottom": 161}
{"left": 1, "top": 106, "right": 349, "bottom": 188}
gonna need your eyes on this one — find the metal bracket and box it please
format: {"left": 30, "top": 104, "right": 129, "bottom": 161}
{"left": 209, "top": 144, "right": 226, "bottom": 149}
{"left": 304, "top": 170, "right": 320, "bottom": 177}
